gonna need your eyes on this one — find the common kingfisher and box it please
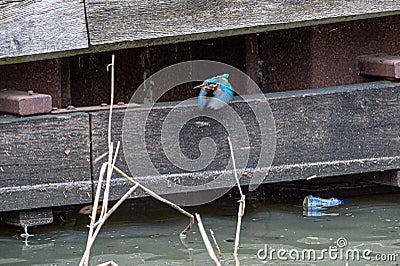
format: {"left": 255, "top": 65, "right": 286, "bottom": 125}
{"left": 194, "top": 73, "right": 234, "bottom": 110}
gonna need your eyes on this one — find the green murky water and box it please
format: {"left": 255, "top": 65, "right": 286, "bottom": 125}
{"left": 0, "top": 192, "right": 399, "bottom": 265}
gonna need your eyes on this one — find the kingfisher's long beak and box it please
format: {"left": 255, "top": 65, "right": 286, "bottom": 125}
{"left": 194, "top": 83, "right": 219, "bottom": 90}
{"left": 194, "top": 84, "right": 206, "bottom": 89}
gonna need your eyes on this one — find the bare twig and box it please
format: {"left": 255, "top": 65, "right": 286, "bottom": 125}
{"left": 210, "top": 229, "right": 223, "bottom": 259}
{"left": 112, "top": 165, "right": 194, "bottom": 236}
{"left": 93, "top": 151, "right": 109, "bottom": 164}
{"left": 102, "top": 55, "right": 116, "bottom": 218}
{"left": 80, "top": 183, "right": 139, "bottom": 265}
{"left": 82, "top": 162, "right": 107, "bottom": 266}
{"left": 101, "top": 141, "right": 121, "bottom": 217}
{"left": 112, "top": 141, "right": 120, "bottom": 166}
{"left": 81, "top": 55, "right": 117, "bottom": 266}
{"left": 233, "top": 196, "right": 245, "bottom": 257}
{"left": 227, "top": 137, "right": 246, "bottom": 257}
{"left": 228, "top": 137, "right": 243, "bottom": 197}
{"left": 233, "top": 253, "right": 240, "bottom": 266}
{"left": 188, "top": 248, "right": 194, "bottom": 266}
{"left": 195, "top": 214, "right": 221, "bottom": 266}
{"left": 82, "top": 163, "right": 195, "bottom": 265}
{"left": 80, "top": 54, "right": 195, "bottom": 266}
{"left": 100, "top": 141, "right": 120, "bottom": 215}
{"left": 101, "top": 142, "right": 114, "bottom": 217}
{"left": 106, "top": 54, "right": 115, "bottom": 147}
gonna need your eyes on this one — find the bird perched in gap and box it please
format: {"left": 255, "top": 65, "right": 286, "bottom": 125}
{"left": 194, "top": 73, "right": 234, "bottom": 110}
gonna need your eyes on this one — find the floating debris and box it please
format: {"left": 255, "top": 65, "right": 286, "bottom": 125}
{"left": 303, "top": 195, "right": 348, "bottom": 209}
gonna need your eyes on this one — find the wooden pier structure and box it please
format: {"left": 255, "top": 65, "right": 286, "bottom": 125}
{"left": 0, "top": 0, "right": 399, "bottom": 223}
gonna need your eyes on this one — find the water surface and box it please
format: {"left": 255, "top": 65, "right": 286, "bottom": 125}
{"left": 0, "top": 193, "right": 399, "bottom": 265}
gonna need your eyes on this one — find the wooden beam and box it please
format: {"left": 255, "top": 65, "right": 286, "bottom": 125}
{"left": 0, "top": 0, "right": 88, "bottom": 60}
{"left": 1, "top": 2, "right": 400, "bottom": 65}
{"left": 85, "top": 0, "right": 400, "bottom": 46}
{"left": 90, "top": 81, "right": 400, "bottom": 200}
{"left": 0, "top": 112, "right": 92, "bottom": 212}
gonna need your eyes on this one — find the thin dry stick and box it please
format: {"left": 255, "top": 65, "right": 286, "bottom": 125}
{"left": 210, "top": 229, "right": 223, "bottom": 259}
{"left": 112, "top": 165, "right": 194, "bottom": 236}
{"left": 102, "top": 54, "right": 116, "bottom": 216}
{"left": 227, "top": 137, "right": 246, "bottom": 257}
{"left": 228, "top": 137, "right": 243, "bottom": 197}
{"left": 82, "top": 162, "right": 108, "bottom": 266}
{"left": 101, "top": 141, "right": 120, "bottom": 216}
{"left": 112, "top": 141, "right": 120, "bottom": 166}
{"left": 81, "top": 54, "right": 196, "bottom": 264}
{"left": 188, "top": 248, "right": 194, "bottom": 266}
{"left": 101, "top": 141, "right": 121, "bottom": 216}
{"left": 81, "top": 140, "right": 119, "bottom": 264}
{"left": 90, "top": 142, "right": 118, "bottom": 230}
{"left": 195, "top": 213, "right": 221, "bottom": 266}
{"left": 93, "top": 151, "right": 109, "bottom": 164}
{"left": 80, "top": 183, "right": 139, "bottom": 265}
{"left": 106, "top": 55, "right": 115, "bottom": 147}
{"left": 81, "top": 55, "right": 116, "bottom": 266}
{"left": 89, "top": 141, "right": 120, "bottom": 251}
{"left": 101, "top": 142, "right": 114, "bottom": 217}
{"left": 233, "top": 198, "right": 245, "bottom": 257}
{"left": 233, "top": 253, "right": 240, "bottom": 266}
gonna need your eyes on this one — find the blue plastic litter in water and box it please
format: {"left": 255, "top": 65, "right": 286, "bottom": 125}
{"left": 303, "top": 195, "right": 349, "bottom": 209}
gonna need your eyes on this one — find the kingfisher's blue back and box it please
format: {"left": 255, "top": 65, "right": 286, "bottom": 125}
{"left": 194, "top": 73, "right": 234, "bottom": 110}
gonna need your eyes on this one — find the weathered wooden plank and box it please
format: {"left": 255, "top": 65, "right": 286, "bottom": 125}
{"left": 0, "top": 112, "right": 92, "bottom": 211}
{"left": 86, "top": 0, "right": 400, "bottom": 46}
{"left": 90, "top": 81, "right": 400, "bottom": 200}
{"left": 268, "top": 82, "right": 400, "bottom": 181}
{"left": 1, "top": 11, "right": 399, "bottom": 66}
{"left": 0, "top": 0, "right": 88, "bottom": 59}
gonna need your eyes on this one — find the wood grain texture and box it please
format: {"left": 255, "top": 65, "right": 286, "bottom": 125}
{"left": 86, "top": 0, "right": 400, "bottom": 46}
{"left": 0, "top": 112, "right": 91, "bottom": 211}
{"left": 90, "top": 81, "right": 400, "bottom": 200}
{"left": 269, "top": 82, "right": 400, "bottom": 182}
{"left": 0, "top": 0, "right": 88, "bottom": 59}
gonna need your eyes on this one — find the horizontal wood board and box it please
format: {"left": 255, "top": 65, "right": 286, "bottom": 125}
{"left": 1, "top": 1, "right": 400, "bottom": 63}
{"left": 90, "top": 81, "right": 400, "bottom": 199}
{"left": 86, "top": 0, "right": 400, "bottom": 45}
{"left": 0, "top": 0, "right": 88, "bottom": 59}
{"left": 0, "top": 112, "right": 92, "bottom": 211}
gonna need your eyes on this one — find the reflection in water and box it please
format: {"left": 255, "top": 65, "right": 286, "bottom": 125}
{"left": 302, "top": 208, "right": 340, "bottom": 217}
{"left": 0, "top": 193, "right": 398, "bottom": 265}
{"left": 20, "top": 225, "right": 34, "bottom": 247}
